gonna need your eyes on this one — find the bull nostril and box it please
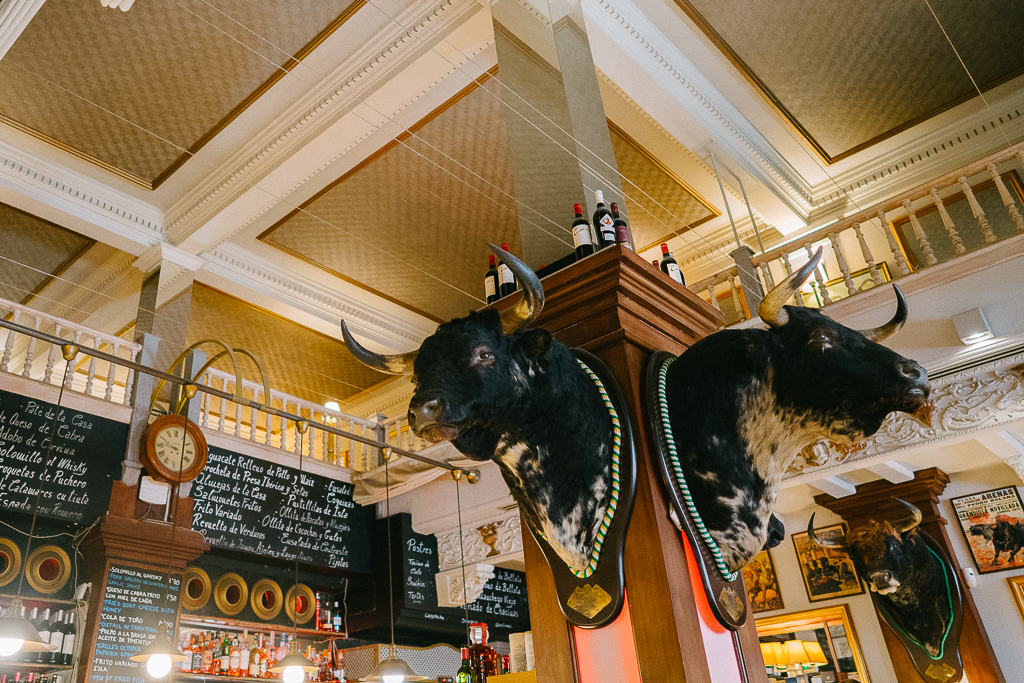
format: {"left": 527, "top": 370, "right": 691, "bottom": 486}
{"left": 422, "top": 398, "right": 442, "bottom": 420}
{"left": 899, "top": 361, "right": 924, "bottom": 381}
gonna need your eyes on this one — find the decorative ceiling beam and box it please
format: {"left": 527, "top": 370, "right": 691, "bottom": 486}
{"left": 810, "top": 475, "right": 858, "bottom": 498}
{"left": 864, "top": 460, "right": 916, "bottom": 484}
{"left": 0, "top": 0, "right": 45, "bottom": 60}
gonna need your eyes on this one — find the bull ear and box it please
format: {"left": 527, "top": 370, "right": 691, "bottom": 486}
{"left": 516, "top": 328, "right": 552, "bottom": 359}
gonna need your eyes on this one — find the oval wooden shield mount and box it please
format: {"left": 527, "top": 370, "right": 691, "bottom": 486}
{"left": 645, "top": 350, "right": 748, "bottom": 630}
{"left": 528, "top": 348, "right": 637, "bottom": 629}
{"left": 871, "top": 530, "right": 964, "bottom": 683}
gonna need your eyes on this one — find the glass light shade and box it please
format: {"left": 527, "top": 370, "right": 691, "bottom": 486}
{"left": 269, "top": 652, "right": 319, "bottom": 675}
{"left": 0, "top": 599, "right": 57, "bottom": 656}
{"left": 129, "top": 629, "right": 186, "bottom": 679}
{"left": 361, "top": 654, "right": 430, "bottom": 682}
{"left": 803, "top": 641, "right": 828, "bottom": 665}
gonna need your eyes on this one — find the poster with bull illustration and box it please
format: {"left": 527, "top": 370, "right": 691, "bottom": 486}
{"left": 950, "top": 486, "right": 1024, "bottom": 574}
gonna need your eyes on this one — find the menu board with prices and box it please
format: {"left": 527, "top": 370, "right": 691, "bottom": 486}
{"left": 191, "top": 446, "right": 372, "bottom": 573}
{"left": 0, "top": 388, "right": 126, "bottom": 524}
{"left": 89, "top": 563, "right": 181, "bottom": 683}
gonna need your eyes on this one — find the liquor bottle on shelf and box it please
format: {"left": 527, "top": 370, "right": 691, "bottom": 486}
{"left": 455, "top": 648, "right": 473, "bottom": 683}
{"left": 45, "top": 610, "right": 64, "bottom": 664}
{"left": 59, "top": 612, "right": 75, "bottom": 666}
{"left": 322, "top": 602, "right": 332, "bottom": 632}
{"left": 659, "top": 243, "right": 685, "bottom": 286}
{"left": 202, "top": 633, "right": 214, "bottom": 673}
{"left": 610, "top": 203, "right": 632, "bottom": 250}
{"left": 248, "top": 636, "right": 262, "bottom": 677}
{"left": 229, "top": 636, "right": 241, "bottom": 675}
{"left": 332, "top": 601, "right": 342, "bottom": 632}
{"left": 593, "top": 190, "right": 616, "bottom": 249}
{"left": 314, "top": 593, "right": 322, "bottom": 631}
{"left": 239, "top": 632, "right": 250, "bottom": 677}
{"left": 484, "top": 255, "right": 500, "bottom": 304}
{"left": 220, "top": 632, "right": 232, "bottom": 674}
{"left": 497, "top": 243, "right": 516, "bottom": 298}
{"left": 468, "top": 623, "right": 498, "bottom": 682}
{"left": 27, "top": 608, "right": 41, "bottom": 663}
{"left": 571, "top": 204, "right": 595, "bottom": 259}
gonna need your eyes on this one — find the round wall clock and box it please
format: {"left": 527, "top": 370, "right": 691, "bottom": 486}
{"left": 142, "top": 414, "right": 209, "bottom": 483}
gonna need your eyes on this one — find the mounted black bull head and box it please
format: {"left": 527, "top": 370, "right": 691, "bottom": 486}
{"left": 342, "top": 245, "right": 930, "bottom": 576}
{"left": 663, "top": 250, "right": 930, "bottom": 571}
{"left": 809, "top": 501, "right": 953, "bottom": 659}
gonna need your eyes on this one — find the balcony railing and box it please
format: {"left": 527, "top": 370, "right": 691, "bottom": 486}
{"left": 691, "top": 145, "right": 1024, "bottom": 324}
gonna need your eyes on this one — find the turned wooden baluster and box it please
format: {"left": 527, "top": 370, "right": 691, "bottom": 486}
{"left": 265, "top": 401, "right": 273, "bottom": 447}
{"left": 852, "top": 222, "right": 884, "bottom": 286}
{"left": 879, "top": 209, "right": 911, "bottom": 276}
{"left": 1, "top": 310, "right": 20, "bottom": 372}
{"left": 929, "top": 188, "right": 965, "bottom": 255}
{"left": 43, "top": 323, "right": 63, "bottom": 384}
{"left": 22, "top": 316, "right": 42, "bottom": 378}
{"left": 759, "top": 263, "right": 775, "bottom": 289}
{"left": 728, "top": 274, "right": 744, "bottom": 319}
{"left": 201, "top": 376, "right": 212, "bottom": 428}
{"left": 218, "top": 378, "right": 228, "bottom": 433}
{"left": 66, "top": 330, "right": 81, "bottom": 390}
{"left": 902, "top": 198, "right": 937, "bottom": 266}
{"left": 805, "top": 244, "right": 831, "bottom": 305}
{"left": 234, "top": 396, "right": 243, "bottom": 437}
{"left": 827, "top": 233, "right": 856, "bottom": 296}
{"left": 780, "top": 252, "right": 805, "bottom": 306}
{"left": 988, "top": 163, "right": 1024, "bottom": 233}
{"left": 104, "top": 343, "right": 120, "bottom": 401}
{"left": 706, "top": 281, "right": 721, "bottom": 311}
{"left": 123, "top": 348, "right": 137, "bottom": 405}
{"left": 250, "top": 392, "right": 259, "bottom": 441}
{"left": 959, "top": 176, "right": 996, "bottom": 243}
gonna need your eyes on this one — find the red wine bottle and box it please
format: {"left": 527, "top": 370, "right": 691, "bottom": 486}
{"left": 593, "top": 190, "right": 616, "bottom": 248}
{"left": 484, "top": 254, "right": 500, "bottom": 304}
{"left": 660, "top": 243, "right": 685, "bottom": 286}
{"left": 498, "top": 242, "right": 517, "bottom": 297}
{"left": 610, "top": 202, "right": 631, "bottom": 250}
{"left": 571, "top": 204, "right": 595, "bottom": 259}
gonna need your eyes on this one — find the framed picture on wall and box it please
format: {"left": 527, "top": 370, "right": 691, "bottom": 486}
{"left": 1009, "top": 576, "right": 1024, "bottom": 624}
{"left": 741, "top": 549, "right": 784, "bottom": 613}
{"left": 950, "top": 486, "right": 1024, "bottom": 574}
{"left": 791, "top": 523, "right": 864, "bottom": 602}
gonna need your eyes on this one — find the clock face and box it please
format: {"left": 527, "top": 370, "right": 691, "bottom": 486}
{"left": 154, "top": 426, "right": 197, "bottom": 472}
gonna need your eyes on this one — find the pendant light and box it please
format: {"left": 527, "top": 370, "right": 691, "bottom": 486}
{"left": 130, "top": 384, "right": 198, "bottom": 677}
{"left": 362, "top": 448, "right": 429, "bottom": 683}
{"left": 0, "top": 346, "right": 78, "bottom": 656}
{"left": 268, "top": 421, "right": 318, "bottom": 683}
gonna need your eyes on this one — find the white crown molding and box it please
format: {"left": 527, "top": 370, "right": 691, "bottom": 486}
{"left": 164, "top": 0, "right": 486, "bottom": 249}
{"left": 584, "top": 0, "right": 813, "bottom": 218}
{"left": 0, "top": 0, "right": 45, "bottom": 60}
{"left": 134, "top": 242, "right": 207, "bottom": 275}
{"left": 0, "top": 138, "right": 165, "bottom": 251}
{"left": 53, "top": 252, "right": 137, "bottom": 323}
{"left": 203, "top": 243, "right": 433, "bottom": 348}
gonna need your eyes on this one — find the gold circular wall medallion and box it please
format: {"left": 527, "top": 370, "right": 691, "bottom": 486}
{"left": 26, "top": 545, "right": 70, "bottom": 594}
{"left": 250, "top": 578, "right": 283, "bottom": 620}
{"left": 213, "top": 572, "right": 248, "bottom": 616}
{"left": 0, "top": 538, "right": 22, "bottom": 588}
{"left": 284, "top": 583, "right": 316, "bottom": 625}
{"left": 181, "top": 566, "right": 212, "bottom": 611}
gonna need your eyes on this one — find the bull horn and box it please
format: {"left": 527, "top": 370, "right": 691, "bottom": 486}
{"left": 341, "top": 320, "right": 417, "bottom": 375}
{"left": 488, "top": 243, "right": 545, "bottom": 334}
{"left": 856, "top": 285, "right": 908, "bottom": 342}
{"left": 892, "top": 498, "right": 923, "bottom": 533}
{"left": 758, "top": 247, "right": 823, "bottom": 327}
{"left": 807, "top": 513, "right": 844, "bottom": 547}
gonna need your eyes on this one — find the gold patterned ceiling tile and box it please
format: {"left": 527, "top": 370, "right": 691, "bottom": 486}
{"left": 0, "top": 202, "right": 94, "bottom": 306}
{"left": 674, "top": 0, "right": 1024, "bottom": 162}
{"left": 0, "top": 0, "right": 364, "bottom": 187}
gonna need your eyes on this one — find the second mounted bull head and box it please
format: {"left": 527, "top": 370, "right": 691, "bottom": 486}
{"left": 810, "top": 501, "right": 964, "bottom": 682}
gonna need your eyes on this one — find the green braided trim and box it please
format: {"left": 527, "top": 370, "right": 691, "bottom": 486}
{"left": 882, "top": 544, "right": 954, "bottom": 660}
{"left": 657, "top": 356, "right": 739, "bottom": 582}
{"left": 539, "top": 358, "right": 622, "bottom": 579}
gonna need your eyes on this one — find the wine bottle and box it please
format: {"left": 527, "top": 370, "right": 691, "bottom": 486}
{"left": 593, "top": 190, "right": 616, "bottom": 248}
{"left": 660, "top": 243, "right": 685, "bottom": 286}
{"left": 571, "top": 204, "right": 595, "bottom": 259}
{"left": 484, "top": 255, "right": 500, "bottom": 304}
{"left": 59, "top": 612, "right": 75, "bottom": 666}
{"left": 27, "top": 608, "right": 40, "bottom": 663}
{"left": 455, "top": 648, "right": 473, "bottom": 683}
{"left": 322, "top": 602, "right": 332, "bottom": 631}
{"left": 497, "top": 243, "right": 516, "bottom": 298}
{"left": 610, "top": 202, "right": 632, "bottom": 250}
{"left": 46, "top": 610, "right": 64, "bottom": 664}
{"left": 248, "top": 636, "right": 261, "bottom": 677}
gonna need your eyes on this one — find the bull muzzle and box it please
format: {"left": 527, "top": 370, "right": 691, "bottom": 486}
{"left": 408, "top": 396, "right": 459, "bottom": 443}
{"left": 869, "top": 570, "right": 900, "bottom": 594}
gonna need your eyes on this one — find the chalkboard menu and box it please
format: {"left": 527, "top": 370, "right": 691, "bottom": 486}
{"left": 191, "top": 446, "right": 371, "bottom": 573}
{"left": 89, "top": 563, "right": 181, "bottom": 683}
{"left": 0, "top": 387, "right": 125, "bottom": 523}
{"left": 392, "top": 515, "right": 530, "bottom": 637}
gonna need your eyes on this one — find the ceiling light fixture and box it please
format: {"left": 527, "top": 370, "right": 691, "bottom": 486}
{"left": 952, "top": 308, "right": 994, "bottom": 345}
{"left": 361, "top": 447, "right": 428, "bottom": 683}
{"left": 0, "top": 347, "right": 78, "bottom": 656}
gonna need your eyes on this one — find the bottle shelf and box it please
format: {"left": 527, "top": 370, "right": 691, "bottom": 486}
{"left": 174, "top": 674, "right": 280, "bottom": 683}
{"left": 179, "top": 618, "right": 348, "bottom": 641}
{"left": 0, "top": 662, "right": 74, "bottom": 674}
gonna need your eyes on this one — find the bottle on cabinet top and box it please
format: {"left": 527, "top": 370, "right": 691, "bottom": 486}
{"left": 497, "top": 243, "right": 517, "bottom": 298}
{"left": 468, "top": 622, "right": 498, "bottom": 682}
{"left": 660, "top": 243, "right": 685, "bottom": 286}
{"left": 571, "top": 203, "right": 595, "bottom": 259}
{"left": 455, "top": 647, "right": 474, "bottom": 683}
{"left": 484, "top": 254, "right": 500, "bottom": 304}
{"left": 593, "top": 190, "right": 616, "bottom": 249}
{"left": 610, "top": 202, "right": 632, "bottom": 250}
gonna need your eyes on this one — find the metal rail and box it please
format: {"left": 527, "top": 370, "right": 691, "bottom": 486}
{"left": 0, "top": 317, "right": 478, "bottom": 479}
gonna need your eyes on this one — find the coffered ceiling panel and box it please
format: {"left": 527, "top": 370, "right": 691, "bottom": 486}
{"left": 186, "top": 284, "right": 391, "bottom": 406}
{"left": 0, "top": 0, "right": 362, "bottom": 186}
{"left": 0, "top": 202, "right": 94, "bottom": 306}
{"left": 677, "top": 0, "right": 1024, "bottom": 161}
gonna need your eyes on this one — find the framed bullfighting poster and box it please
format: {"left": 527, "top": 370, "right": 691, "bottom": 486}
{"left": 950, "top": 486, "right": 1024, "bottom": 574}
{"left": 791, "top": 523, "right": 864, "bottom": 602}
{"left": 741, "top": 549, "right": 784, "bottom": 613}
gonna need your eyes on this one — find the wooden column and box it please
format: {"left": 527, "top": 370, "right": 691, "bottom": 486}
{"left": 815, "top": 468, "right": 1006, "bottom": 683}
{"left": 498, "top": 246, "right": 767, "bottom": 683}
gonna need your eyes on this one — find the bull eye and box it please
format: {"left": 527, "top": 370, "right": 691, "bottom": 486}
{"left": 809, "top": 328, "right": 837, "bottom": 351}
{"left": 470, "top": 346, "right": 495, "bottom": 367}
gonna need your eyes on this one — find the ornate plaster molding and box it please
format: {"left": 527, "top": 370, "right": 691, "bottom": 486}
{"left": 787, "top": 352, "right": 1024, "bottom": 480}
{"left": 435, "top": 564, "right": 496, "bottom": 607}
{"left": 435, "top": 509, "right": 523, "bottom": 572}
{"left": 999, "top": 453, "right": 1024, "bottom": 482}
{"left": 585, "top": 0, "right": 813, "bottom": 218}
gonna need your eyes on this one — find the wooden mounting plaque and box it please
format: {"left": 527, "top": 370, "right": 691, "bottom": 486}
{"left": 871, "top": 530, "right": 964, "bottom": 683}
{"left": 527, "top": 348, "right": 638, "bottom": 629}
{"left": 644, "top": 350, "right": 748, "bottom": 631}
